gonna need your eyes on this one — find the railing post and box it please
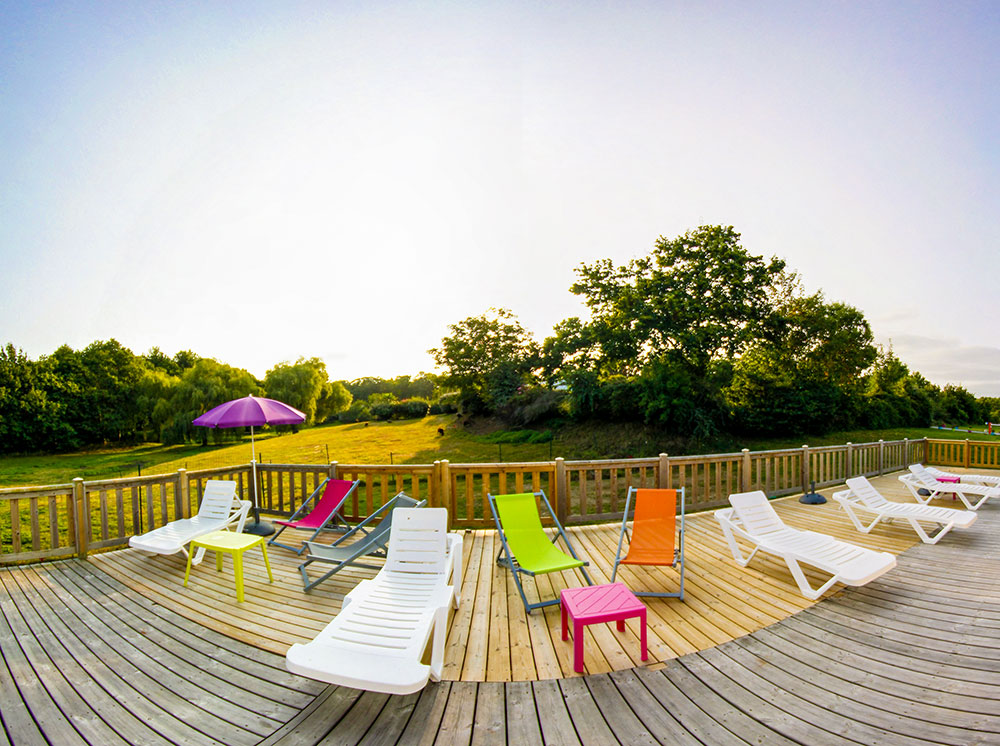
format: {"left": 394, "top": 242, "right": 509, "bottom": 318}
{"left": 177, "top": 469, "right": 189, "bottom": 519}
{"left": 431, "top": 461, "right": 441, "bottom": 509}
{"left": 846, "top": 442, "right": 853, "bottom": 478}
{"left": 555, "top": 457, "right": 568, "bottom": 524}
{"left": 658, "top": 453, "right": 669, "bottom": 489}
{"left": 741, "top": 449, "right": 751, "bottom": 492}
{"left": 329, "top": 461, "right": 339, "bottom": 480}
{"left": 801, "top": 445, "right": 810, "bottom": 493}
{"left": 878, "top": 439, "right": 885, "bottom": 476}
{"left": 965, "top": 439, "right": 971, "bottom": 468}
{"left": 439, "top": 459, "right": 451, "bottom": 517}
{"left": 923, "top": 437, "right": 929, "bottom": 465}
{"left": 902, "top": 439, "right": 908, "bottom": 472}
{"left": 73, "top": 478, "right": 88, "bottom": 559}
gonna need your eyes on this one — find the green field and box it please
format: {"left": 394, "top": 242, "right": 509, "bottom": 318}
{"left": 1, "top": 416, "right": 996, "bottom": 489}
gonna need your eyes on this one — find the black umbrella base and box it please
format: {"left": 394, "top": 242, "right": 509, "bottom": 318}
{"left": 799, "top": 492, "right": 827, "bottom": 504}
{"left": 243, "top": 519, "right": 276, "bottom": 536}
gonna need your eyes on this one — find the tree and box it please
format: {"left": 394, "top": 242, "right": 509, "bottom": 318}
{"left": 164, "top": 359, "right": 258, "bottom": 444}
{"left": 564, "top": 226, "right": 786, "bottom": 436}
{"left": 41, "top": 340, "right": 147, "bottom": 446}
{"left": 0, "top": 344, "right": 73, "bottom": 452}
{"left": 429, "top": 308, "right": 540, "bottom": 413}
{"left": 726, "top": 293, "right": 877, "bottom": 434}
{"left": 571, "top": 225, "right": 787, "bottom": 377}
{"left": 264, "top": 358, "right": 326, "bottom": 424}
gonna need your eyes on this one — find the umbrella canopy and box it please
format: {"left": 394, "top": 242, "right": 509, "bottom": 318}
{"left": 192, "top": 395, "right": 306, "bottom": 428}
{"left": 192, "top": 394, "right": 306, "bottom": 536}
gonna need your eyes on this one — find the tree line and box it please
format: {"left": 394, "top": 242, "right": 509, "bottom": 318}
{"left": 2, "top": 225, "right": 995, "bottom": 456}
{"left": 429, "top": 225, "right": 996, "bottom": 439}
{"left": 0, "top": 345, "right": 355, "bottom": 453}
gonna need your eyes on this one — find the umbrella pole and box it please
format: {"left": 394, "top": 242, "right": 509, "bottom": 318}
{"left": 244, "top": 424, "right": 275, "bottom": 536}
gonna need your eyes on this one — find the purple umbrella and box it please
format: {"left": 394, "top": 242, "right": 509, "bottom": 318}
{"left": 193, "top": 395, "right": 306, "bottom": 535}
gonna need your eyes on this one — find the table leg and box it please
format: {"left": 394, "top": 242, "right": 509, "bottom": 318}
{"left": 215, "top": 550, "right": 223, "bottom": 573}
{"left": 640, "top": 608, "right": 648, "bottom": 662}
{"left": 561, "top": 604, "right": 568, "bottom": 641}
{"left": 616, "top": 618, "right": 625, "bottom": 631}
{"left": 233, "top": 550, "right": 244, "bottom": 603}
{"left": 574, "top": 621, "right": 584, "bottom": 674}
{"left": 183, "top": 548, "right": 194, "bottom": 587}
{"left": 260, "top": 542, "right": 273, "bottom": 583}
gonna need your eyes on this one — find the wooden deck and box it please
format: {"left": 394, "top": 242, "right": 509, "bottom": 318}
{"left": 3, "top": 471, "right": 1000, "bottom": 744}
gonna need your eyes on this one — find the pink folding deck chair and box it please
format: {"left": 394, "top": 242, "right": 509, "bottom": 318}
{"left": 268, "top": 478, "right": 360, "bottom": 554}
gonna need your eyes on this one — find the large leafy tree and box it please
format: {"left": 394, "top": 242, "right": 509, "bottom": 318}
{"left": 563, "top": 226, "right": 786, "bottom": 435}
{"left": 0, "top": 344, "right": 73, "bottom": 452}
{"left": 727, "top": 293, "right": 877, "bottom": 434}
{"left": 571, "top": 225, "right": 787, "bottom": 377}
{"left": 163, "top": 359, "right": 258, "bottom": 444}
{"left": 42, "top": 340, "right": 147, "bottom": 445}
{"left": 429, "top": 308, "right": 540, "bottom": 413}
{"left": 264, "top": 357, "right": 352, "bottom": 424}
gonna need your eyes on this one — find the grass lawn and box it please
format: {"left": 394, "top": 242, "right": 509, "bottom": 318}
{"left": 2, "top": 417, "right": 997, "bottom": 489}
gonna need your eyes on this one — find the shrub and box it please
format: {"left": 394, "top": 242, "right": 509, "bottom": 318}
{"left": 339, "top": 400, "right": 371, "bottom": 423}
{"left": 394, "top": 398, "right": 430, "bottom": 419}
{"left": 429, "top": 392, "right": 460, "bottom": 414}
{"left": 497, "top": 387, "right": 565, "bottom": 426}
{"left": 369, "top": 402, "right": 395, "bottom": 421}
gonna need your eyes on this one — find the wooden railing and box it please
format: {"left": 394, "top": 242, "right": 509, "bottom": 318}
{"left": 0, "top": 437, "right": 979, "bottom": 563}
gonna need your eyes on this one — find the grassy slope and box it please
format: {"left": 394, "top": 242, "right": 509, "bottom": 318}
{"left": 1, "top": 417, "right": 996, "bottom": 488}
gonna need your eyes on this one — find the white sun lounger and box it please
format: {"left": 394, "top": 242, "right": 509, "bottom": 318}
{"left": 129, "top": 480, "right": 250, "bottom": 565}
{"left": 715, "top": 491, "right": 896, "bottom": 600}
{"left": 285, "top": 507, "right": 463, "bottom": 695}
{"left": 834, "top": 476, "right": 976, "bottom": 544}
{"left": 925, "top": 465, "right": 1000, "bottom": 489}
{"left": 899, "top": 464, "right": 999, "bottom": 511}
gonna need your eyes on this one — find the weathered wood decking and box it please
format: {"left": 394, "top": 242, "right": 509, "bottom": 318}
{"left": 2, "top": 472, "right": 1000, "bottom": 744}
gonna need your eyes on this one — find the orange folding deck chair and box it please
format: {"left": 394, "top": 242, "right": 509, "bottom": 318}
{"left": 268, "top": 478, "right": 359, "bottom": 555}
{"left": 610, "top": 487, "right": 685, "bottom": 599}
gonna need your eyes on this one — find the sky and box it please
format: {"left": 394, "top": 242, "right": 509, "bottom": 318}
{"left": 2, "top": 1, "right": 998, "bottom": 394}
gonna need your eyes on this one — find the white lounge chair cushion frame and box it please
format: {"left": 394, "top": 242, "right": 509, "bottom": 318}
{"left": 925, "top": 466, "right": 1000, "bottom": 489}
{"left": 835, "top": 476, "right": 976, "bottom": 544}
{"left": 899, "top": 464, "right": 998, "bottom": 511}
{"left": 715, "top": 491, "right": 896, "bottom": 600}
{"left": 128, "top": 480, "right": 250, "bottom": 565}
{"left": 286, "top": 507, "right": 463, "bottom": 695}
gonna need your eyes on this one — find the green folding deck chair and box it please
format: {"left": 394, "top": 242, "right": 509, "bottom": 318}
{"left": 488, "top": 490, "right": 592, "bottom": 613}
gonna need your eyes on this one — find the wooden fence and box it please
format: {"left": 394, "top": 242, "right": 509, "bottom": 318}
{"left": 0, "top": 436, "right": 966, "bottom": 564}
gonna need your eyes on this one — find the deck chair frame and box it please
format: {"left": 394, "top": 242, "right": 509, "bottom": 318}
{"left": 488, "top": 490, "right": 593, "bottom": 614}
{"left": 268, "top": 478, "right": 360, "bottom": 555}
{"left": 715, "top": 490, "right": 896, "bottom": 600}
{"left": 925, "top": 465, "right": 1000, "bottom": 489}
{"left": 610, "top": 487, "right": 685, "bottom": 599}
{"left": 298, "top": 493, "right": 425, "bottom": 591}
{"left": 834, "top": 476, "right": 975, "bottom": 544}
{"left": 900, "top": 464, "right": 997, "bottom": 511}
{"left": 286, "top": 507, "right": 463, "bottom": 694}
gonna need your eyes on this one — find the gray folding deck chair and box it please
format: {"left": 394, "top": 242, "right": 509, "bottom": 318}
{"left": 298, "top": 492, "right": 425, "bottom": 591}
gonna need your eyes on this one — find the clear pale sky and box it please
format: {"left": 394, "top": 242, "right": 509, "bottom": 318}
{"left": 2, "top": 2, "right": 997, "bottom": 394}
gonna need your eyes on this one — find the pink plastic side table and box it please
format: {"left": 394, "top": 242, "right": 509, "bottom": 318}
{"left": 560, "top": 582, "right": 647, "bottom": 674}
{"left": 936, "top": 474, "right": 960, "bottom": 499}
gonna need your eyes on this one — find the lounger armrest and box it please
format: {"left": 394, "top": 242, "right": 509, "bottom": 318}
{"left": 232, "top": 500, "right": 252, "bottom": 533}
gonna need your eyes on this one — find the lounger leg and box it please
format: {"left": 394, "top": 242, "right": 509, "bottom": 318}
{"left": 191, "top": 545, "right": 207, "bottom": 566}
{"left": 785, "top": 557, "right": 838, "bottom": 601}
{"left": 429, "top": 605, "right": 448, "bottom": 682}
